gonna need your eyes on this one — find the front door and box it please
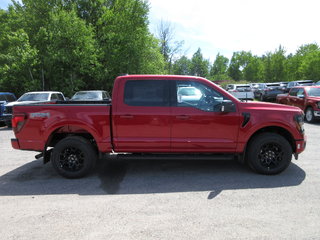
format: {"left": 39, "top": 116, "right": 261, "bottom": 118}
{"left": 171, "top": 80, "right": 240, "bottom": 153}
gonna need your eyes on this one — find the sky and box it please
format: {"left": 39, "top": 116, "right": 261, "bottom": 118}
{"left": 1, "top": 0, "right": 319, "bottom": 62}
{"left": 148, "top": 0, "right": 320, "bottom": 61}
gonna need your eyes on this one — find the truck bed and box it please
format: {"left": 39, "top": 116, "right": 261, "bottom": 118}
{"left": 12, "top": 102, "right": 112, "bottom": 153}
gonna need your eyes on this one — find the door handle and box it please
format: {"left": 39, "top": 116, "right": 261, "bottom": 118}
{"left": 176, "top": 115, "right": 189, "bottom": 120}
{"left": 120, "top": 114, "right": 133, "bottom": 119}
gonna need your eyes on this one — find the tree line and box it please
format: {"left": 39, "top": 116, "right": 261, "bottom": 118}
{"left": 0, "top": 0, "right": 319, "bottom": 97}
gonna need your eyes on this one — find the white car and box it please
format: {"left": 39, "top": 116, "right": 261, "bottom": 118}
{"left": 226, "top": 84, "right": 254, "bottom": 100}
{"left": 177, "top": 86, "right": 203, "bottom": 103}
{"left": 3, "top": 91, "right": 65, "bottom": 127}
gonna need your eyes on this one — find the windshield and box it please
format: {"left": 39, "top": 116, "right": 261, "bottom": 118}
{"left": 71, "top": 91, "right": 102, "bottom": 100}
{"left": 18, "top": 93, "right": 49, "bottom": 102}
{"left": 306, "top": 88, "right": 320, "bottom": 97}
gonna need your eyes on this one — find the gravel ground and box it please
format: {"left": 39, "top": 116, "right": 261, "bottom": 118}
{"left": 0, "top": 122, "right": 319, "bottom": 240}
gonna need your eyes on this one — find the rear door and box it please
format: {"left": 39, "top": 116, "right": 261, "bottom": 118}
{"left": 112, "top": 79, "right": 171, "bottom": 152}
{"left": 171, "top": 79, "right": 240, "bottom": 152}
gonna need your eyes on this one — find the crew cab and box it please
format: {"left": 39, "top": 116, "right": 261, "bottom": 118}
{"left": 11, "top": 75, "right": 306, "bottom": 178}
{"left": 276, "top": 86, "right": 320, "bottom": 123}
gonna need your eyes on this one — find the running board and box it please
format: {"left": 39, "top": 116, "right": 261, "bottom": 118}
{"left": 108, "top": 153, "right": 235, "bottom": 161}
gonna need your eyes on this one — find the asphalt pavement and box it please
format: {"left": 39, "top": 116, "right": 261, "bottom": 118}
{"left": 0, "top": 122, "right": 319, "bottom": 239}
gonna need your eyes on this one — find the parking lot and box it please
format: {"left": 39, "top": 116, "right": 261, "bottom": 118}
{"left": 0, "top": 122, "right": 320, "bottom": 239}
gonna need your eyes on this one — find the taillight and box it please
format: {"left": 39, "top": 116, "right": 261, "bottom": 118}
{"left": 12, "top": 113, "right": 26, "bottom": 133}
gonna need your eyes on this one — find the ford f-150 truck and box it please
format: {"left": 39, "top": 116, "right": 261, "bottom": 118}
{"left": 276, "top": 86, "right": 320, "bottom": 123}
{"left": 11, "top": 75, "right": 306, "bottom": 178}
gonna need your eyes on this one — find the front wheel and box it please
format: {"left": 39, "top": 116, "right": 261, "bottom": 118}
{"left": 51, "top": 136, "right": 97, "bottom": 178}
{"left": 247, "top": 133, "right": 292, "bottom": 175}
{"left": 305, "top": 107, "right": 315, "bottom": 123}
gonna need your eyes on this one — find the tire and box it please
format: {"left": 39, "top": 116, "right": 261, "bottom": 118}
{"left": 5, "top": 121, "right": 12, "bottom": 128}
{"left": 51, "top": 136, "right": 97, "bottom": 178}
{"left": 247, "top": 133, "right": 292, "bottom": 175}
{"left": 305, "top": 107, "right": 315, "bottom": 123}
{"left": 260, "top": 94, "right": 264, "bottom": 101}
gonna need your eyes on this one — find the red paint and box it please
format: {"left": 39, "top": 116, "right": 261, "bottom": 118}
{"left": 11, "top": 75, "right": 306, "bottom": 156}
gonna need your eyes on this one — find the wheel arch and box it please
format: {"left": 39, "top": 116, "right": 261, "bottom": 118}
{"left": 245, "top": 126, "right": 296, "bottom": 155}
{"left": 46, "top": 125, "right": 98, "bottom": 151}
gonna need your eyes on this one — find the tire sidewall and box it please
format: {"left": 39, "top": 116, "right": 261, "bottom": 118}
{"left": 305, "top": 107, "right": 314, "bottom": 123}
{"left": 51, "top": 136, "right": 97, "bottom": 178}
{"left": 247, "top": 133, "right": 292, "bottom": 175}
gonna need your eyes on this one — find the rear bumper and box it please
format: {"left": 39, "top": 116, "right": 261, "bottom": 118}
{"left": 11, "top": 138, "right": 20, "bottom": 149}
{"left": 11, "top": 138, "right": 44, "bottom": 151}
{"left": 0, "top": 114, "right": 12, "bottom": 122}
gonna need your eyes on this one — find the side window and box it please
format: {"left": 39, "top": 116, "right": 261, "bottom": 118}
{"left": 50, "top": 94, "right": 58, "bottom": 100}
{"left": 176, "top": 81, "right": 228, "bottom": 112}
{"left": 289, "top": 88, "right": 298, "bottom": 96}
{"left": 296, "top": 88, "right": 305, "bottom": 96}
{"left": 124, "top": 80, "right": 169, "bottom": 106}
{"left": 57, "top": 94, "right": 65, "bottom": 101}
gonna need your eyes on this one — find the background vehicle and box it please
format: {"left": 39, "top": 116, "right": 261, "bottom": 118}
{"left": 315, "top": 81, "right": 320, "bottom": 86}
{"left": 226, "top": 84, "right": 254, "bottom": 100}
{"left": 285, "top": 80, "right": 314, "bottom": 93}
{"left": 0, "top": 92, "right": 16, "bottom": 126}
{"left": 11, "top": 75, "right": 306, "bottom": 178}
{"left": 250, "top": 83, "right": 265, "bottom": 99}
{"left": 71, "top": 90, "right": 110, "bottom": 101}
{"left": 277, "top": 86, "right": 320, "bottom": 123}
{"left": 255, "top": 83, "right": 284, "bottom": 101}
{"left": 3, "top": 91, "right": 65, "bottom": 127}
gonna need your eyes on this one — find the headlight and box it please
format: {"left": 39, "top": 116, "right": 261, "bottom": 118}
{"left": 294, "top": 114, "right": 304, "bottom": 134}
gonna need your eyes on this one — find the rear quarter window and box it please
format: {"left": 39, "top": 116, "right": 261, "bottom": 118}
{"left": 124, "top": 80, "right": 169, "bottom": 106}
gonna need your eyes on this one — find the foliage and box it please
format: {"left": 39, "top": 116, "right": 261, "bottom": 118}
{"left": 0, "top": 0, "right": 165, "bottom": 96}
{"left": 0, "top": 1, "right": 320, "bottom": 97}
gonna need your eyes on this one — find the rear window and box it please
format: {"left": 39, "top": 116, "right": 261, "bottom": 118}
{"left": 124, "top": 80, "right": 169, "bottom": 106}
{"left": 236, "top": 86, "right": 251, "bottom": 91}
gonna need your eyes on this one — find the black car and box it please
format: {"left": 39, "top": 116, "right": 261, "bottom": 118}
{"left": 285, "top": 80, "right": 314, "bottom": 93}
{"left": 255, "top": 83, "right": 284, "bottom": 101}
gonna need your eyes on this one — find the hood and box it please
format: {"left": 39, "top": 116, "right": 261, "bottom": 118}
{"left": 307, "top": 96, "right": 320, "bottom": 102}
{"left": 240, "top": 101, "right": 301, "bottom": 112}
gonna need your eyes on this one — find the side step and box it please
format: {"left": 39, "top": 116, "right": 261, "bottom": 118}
{"left": 108, "top": 153, "right": 235, "bottom": 161}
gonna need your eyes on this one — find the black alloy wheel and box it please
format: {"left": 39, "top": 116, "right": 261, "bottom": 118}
{"left": 247, "top": 133, "right": 292, "bottom": 175}
{"left": 51, "top": 136, "right": 97, "bottom": 178}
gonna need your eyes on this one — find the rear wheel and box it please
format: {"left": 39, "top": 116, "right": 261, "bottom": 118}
{"left": 247, "top": 133, "right": 292, "bottom": 175}
{"left": 305, "top": 107, "right": 315, "bottom": 123}
{"left": 51, "top": 136, "right": 97, "bottom": 178}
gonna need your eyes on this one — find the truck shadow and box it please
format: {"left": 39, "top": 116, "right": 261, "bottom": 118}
{"left": 0, "top": 158, "right": 306, "bottom": 199}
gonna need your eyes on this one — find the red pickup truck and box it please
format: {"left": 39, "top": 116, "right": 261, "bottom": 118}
{"left": 276, "top": 86, "right": 320, "bottom": 123}
{"left": 11, "top": 75, "right": 306, "bottom": 178}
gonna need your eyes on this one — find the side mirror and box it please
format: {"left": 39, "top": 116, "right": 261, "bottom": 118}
{"left": 220, "top": 100, "right": 236, "bottom": 113}
{"left": 297, "top": 95, "right": 305, "bottom": 99}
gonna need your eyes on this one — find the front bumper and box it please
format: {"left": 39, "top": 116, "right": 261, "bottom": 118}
{"left": 314, "top": 110, "right": 320, "bottom": 118}
{"left": 295, "top": 138, "right": 307, "bottom": 155}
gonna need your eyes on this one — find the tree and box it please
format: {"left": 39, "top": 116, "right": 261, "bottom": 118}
{"left": 299, "top": 50, "right": 320, "bottom": 80}
{"left": 210, "top": 53, "right": 229, "bottom": 80}
{"left": 172, "top": 56, "right": 191, "bottom": 75}
{"left": 156, "top": 20, "right": 184, "bottom": 73}
{"left": 190, "top": 48, "right": 209, "bottom": 77}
